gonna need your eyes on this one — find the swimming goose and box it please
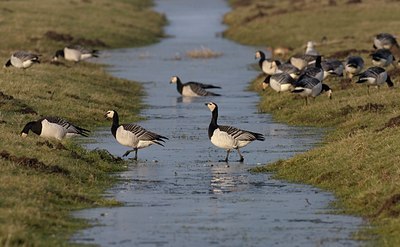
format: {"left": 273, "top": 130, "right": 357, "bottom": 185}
{"left": 21, "top": 116, "right": 89, "bottom": 140}
{"left": 255, "top": 50, "right": 279, "bottom": 75}
{"left": 321, "top": 59, "right": 344, "bottom": 79}
{"left": 356, "top": 66, "right": 394, "bottom": 94}
{"left": 105, "top": 110, "right": 168, "bottom": 160}
{"left": 370, "top": 49, "right": 396, "bottom": 67}
{"left": 262, "top": 73, "right": 295, "bottom": 93}
{"left": 305, "top": 41, "right": 319, "bottom": 56}
{"left": 205, "top": 102, "right": 264, "bottom": 162}
{"left": 373, "top": 33, "right": 399, "bottom": 50}
{"left": 4, "top": 51, "right": 40, "bottom": 69}
{"left": 344, "top": 56, "right": 364, "bottom": 79}
{"left": 297, "top": 56, "right": 324, "bottom": 82}
{"left": 169, "top": 76, "right": 221, "bottom": 97}
{"left": 52, "top": 46, "right": 99, "bottom": 62}
{"left": 291, "top": 76, "right": 332, "bottom": 105}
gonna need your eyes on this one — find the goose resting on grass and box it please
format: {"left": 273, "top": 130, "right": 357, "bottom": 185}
{"left": 373, "top": 33, "right": 399, "bottom": 50}
{"left": 21, "top": 117, "right": 89, "bottom": 140}
{"left": 345, "top": 56, "right": 364, "bottom": 79}
{"left": 370, "top": 49, "right": 396, "bottom": 68}
{"left": 105, "top": 110, "right": 168, "bottom": 160}
{"left": 52, "top": 46, "right": 99, "bottom": 62}
{"left": 356, "top": 66, "right": 394, "bottom": 94}
{"left": 4, "top": 51, "right": 40, "bottom": 69}
{"left": 170, "top": 76, "right": 221, "bottom": 97}
{"left": 205, "top": 102, "right": 264, "bottom": 162}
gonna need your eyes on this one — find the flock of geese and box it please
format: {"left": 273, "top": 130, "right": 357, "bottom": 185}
{"left": 11, "top": 32, "right": 399, "bottom": 162}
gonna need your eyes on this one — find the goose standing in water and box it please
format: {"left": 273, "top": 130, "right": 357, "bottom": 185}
{"left": 105, "top": 110, "right": 168, "bottom": 160}
{"left": 373, "top": 33, "right": 399, "bottom": 50}
{"left": 21, "top": 116, "right": 89, "bottom": 140}
{"left": 52, "top": 46, "right": 99, "bottom": 62}
{"left": 345, "top": 56, "right": 364, "bottom": 79}
{"left": 356, "top": 67, "right": 394, "bottom": 94}
{"left": 205, "top": 102, "right": 265, "bottom": 162}
{"left": 4, "top": 51, "right": 40, "bottom": 69}
{"left": 169, "top": 76, "right": 221, "bottom": 97}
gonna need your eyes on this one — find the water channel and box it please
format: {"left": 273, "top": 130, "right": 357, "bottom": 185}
{"left": 72, "top": 0, "right": 363, "bottom": 246}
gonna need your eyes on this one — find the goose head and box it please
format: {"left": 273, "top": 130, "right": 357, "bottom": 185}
{"left": 20, "top": 121, "right": 35, "bottom": 137}
{"left": 205, "top": 102, "right": 217, "bottom": 112}
{"left": 105, "top": 110, "right": 116, "bottom": 119}
{"left": 170, "top": 76, "right": 179, "bottom": 84}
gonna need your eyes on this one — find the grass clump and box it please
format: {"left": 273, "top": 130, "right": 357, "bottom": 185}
{"left": 0, "top": 0, "right": 166, "bottom": 245}
{"left": 225, "top": 0, "right": 400, "bottom": 245}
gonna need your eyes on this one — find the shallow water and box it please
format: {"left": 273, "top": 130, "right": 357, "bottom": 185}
{"left": 72, "top": 0, "right": 363, "bottom": 246}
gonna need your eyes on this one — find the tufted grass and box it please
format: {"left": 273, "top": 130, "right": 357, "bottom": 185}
{"left": 225, "top": 0, "right": 400, "bottom": 246}
{"left": 0, "top": 0, "right": 166, "bottom": 245}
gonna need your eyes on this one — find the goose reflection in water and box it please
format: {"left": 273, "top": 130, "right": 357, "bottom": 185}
{"left": 210, "top": 164, "right": 249, "bottom": 194}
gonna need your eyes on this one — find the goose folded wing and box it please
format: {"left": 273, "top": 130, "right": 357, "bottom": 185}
{"left": 219, "top": 125, "right": 258, "bottom": 141}
{"left": 14, "top": 51, "right": 39, "bottom": 61}
{"left": 45, "top": 116, "right": 90, "bottom": 136}
{"left": 122, "top": 124, "right": 167, "bottom": 142}
{"left": 187, "top": 83, "right": 213, "bottom": 96}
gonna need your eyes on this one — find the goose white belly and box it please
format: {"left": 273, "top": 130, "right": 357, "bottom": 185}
{"left": 137, "top": 140, "right": 155, "bottom": 149}
{"left": 270, "top": 80, "right": 292, "bottom": 92}
{"left": 40, "top": 120, "right": 67, "bottom": 140}
{"left": 211, "top": 129, "right": 237, "bottom": 149}
{"left": 182, "top": 86, "right": 200, "bottom": 97}
{"left": 64, "top": 48, "right": 81, "bottom": 62}
{"left": 294, "top": 87, "right": 312, "bottom": 97}
{"left": 116, "top": 127, "right": 139, "bottom": 147}
{"left": 262, "top": 61, "right": 277, "bottom": 75}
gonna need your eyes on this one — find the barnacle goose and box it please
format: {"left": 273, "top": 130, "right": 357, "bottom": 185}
{"left": 370, "top": 49, "right": 396, "bottom": 67}
{"left": 297, "top": 56, "right": 324, "bottom": 82}
{"left": 291, "top": 76, "right": 332, "bottom": 105}
{"left": 4, "top": 51, "right": 40, "bottom": 69}
{"left": 21, "top": 116, "right": 89, "bottom": 140}
{"left": 52, "top": 46, "right": 99, "bottom": 62}
{"left": 169, "top": 76, "right": 221, "bottom": 97}
{"left": 275, "top": 62, "right": 300, "bottom": 79}
{"left": 373, "top": 33, "right": 399, "bottom": 50}
{"left": 105, "top": 110, "right": 168, "bottom": 160}
{"left": 205, "top": 102, "right": 264, "bottom": 162}
{"left": 321, "top": 59, "right": 344, "bottom": 79}
{"left": 356, "top": 66, "right": 394, "bottom": 94}
{"left": 305, "top": 41, "right": 319, "bottom": 56}
{"left": 262, "top": 73, "right": 295, "bottom": 93}
{"left": 290, "top": 54, "right": 318, "bottom": 70}
{"left": 345, "top": 56, "right": 364, "bottom": 79}
{"left": 255, "top": 50, "right": 279, "bottom": 75}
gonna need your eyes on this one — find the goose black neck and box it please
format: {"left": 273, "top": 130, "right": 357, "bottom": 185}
{"left": 208, "top": 107, "right": 219, "bottom": 139}
{"left": 111, "top": 111, "right": 119, "bottom": 138}
{"left": 175, "top": 77, "right": 183, "bottom": 94}
{"left": 258, "top": 52, "right": 265, "bottom": 68}
{"left": 315, "top": 56, "right": 322, "bottom": 68}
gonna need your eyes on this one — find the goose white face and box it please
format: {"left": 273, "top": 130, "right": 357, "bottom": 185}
{"left": 206, "top": 102, "right": 216, "bottom": 111}
{"left": 255, "top": 51, "right": 261, "bottom": 59}
{"left": 105, "top": 110, "right": 115, "bottom": 118}
{"left": 170, "top": 76, "right": 178, "bottom": 84}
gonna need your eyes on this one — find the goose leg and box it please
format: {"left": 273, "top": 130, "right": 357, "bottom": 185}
{"left": 122, "top": 150, "right": 133, "bottom": 157}
{"left": 220, "top": 149, "right": 230, "bottom": 163}
{"left": 133, "top": 148, "right": 138, "bottom": 161}
{"left": 236, "top": 149, "right": 244, "bottom": 162}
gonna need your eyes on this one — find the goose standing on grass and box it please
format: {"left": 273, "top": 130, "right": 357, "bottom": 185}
{"left": 20, "top": 117, "right": 90, "bottom": 140}
{"left": 373, "top": 33, "right": 399, "bottom": 50}
{"left": 205, "top": 102, "right": 265, "bottom": 162}
{"left": 262, "top": 73, "right": 295, "bottom": 93}
{"left": 4, "top": 51, "right": 40, "bottom": 69}
{"left": 291, "top": 76, "right": 332, "bottom": 105}
{"left": 297, "top": 56, "right": 324, "bottom": 82}
{"left": 275, "top": 62, "right": 300, "bottom": 79}
{"left": 289, "top": 54, "right": 318, "bottom": 70}
{"left": 356, "top": 66, "right": 394, "bottom": 94}
{"left": 305, "top": 41, "right": 319, "bottom": 56}
{"left": 370, "top": 49, "right": 396, "bottom": 67}
{"left": 105, "top": 110, "right": 168, "bottom": 160}
{"left": 52, "top": 46, "right": 99, "bottom": 62}
{"left": 321, "top": 59, "right": 344, "bottom": 79}
{"left": 169, "top": 76, "right": 221, "bottom": 97}
{"left": 345, "top": 56, "right": 364, "bottom": 79}
{"left": 255, "top": 50, "right": 279, "bottom": 75}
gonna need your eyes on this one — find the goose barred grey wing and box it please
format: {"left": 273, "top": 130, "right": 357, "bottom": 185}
{"left": 187, "top": 83, "right": 221, "bottom": 96}
{"left": 359, "top": 67, "right": 385, "bottom": 78}
{"left": 219, "top": 125, "right": 265, "bottom": 141}
{"left": 13, "top": 51, "right": 39, "bottom": 62}
{"left": 192, "top": 82, "right": 221, "bottom": 89}
{"left": 272, "top": 73, "right": 296, "bottom": 85}
{"left": 294, "top": 76, "right": 320, "bottom": 89}
{"left": 122, "top": 124, "right": 168, "bottom": 146}
{"left": 45, "top": 116, "right": 90, "bottom": 136}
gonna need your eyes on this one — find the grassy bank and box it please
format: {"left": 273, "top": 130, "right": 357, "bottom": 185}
{"left": 0, "top": 0, "right": 165, "bottom": 245}
{"left": 224, "top": 0, "right": 400, "bottom": 246}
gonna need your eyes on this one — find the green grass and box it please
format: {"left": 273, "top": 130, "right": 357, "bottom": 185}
{"left": 225, "top": 0, "right": 400, "bottom": 246}
{"left": 0, "top": 0, "right": 166, "bottom": 245}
